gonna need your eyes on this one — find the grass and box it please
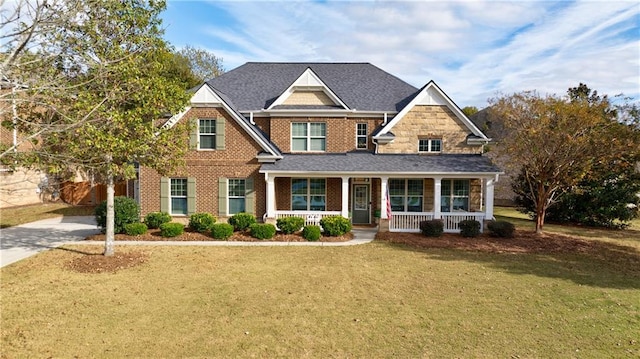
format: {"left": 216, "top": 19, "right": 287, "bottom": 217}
{"left": 0, "top": 203, "right": 95, "bottom": 228}
{"left": 2, "top": 241, "right": 639, "bottom": 357}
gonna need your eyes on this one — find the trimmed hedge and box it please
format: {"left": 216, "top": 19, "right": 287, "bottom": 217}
{"left": 319, "top": 215, "right": 352, "bottom": 237}
{"left": 228, "top": 212, "right": 257, "bottom": 231}
{"left": 95, "top": 196, "right": 140, "bottom": 234}
{"left": 420, "top": 219, "right": 444, "bottom": 237}
{"left": 459, "top": 219, "right": 481, "bottom": 238}
{"left": 189, "top": 212, "right": 216, "bottom": 233}
{"left": 276, "top": 216, "right": 305, "bottom": 234}
{"left": 302, "top": 225, "right": 321, "bottom": 241}
{"left": 124, "top": 222, "right": 148, "bottom": 236}
{"left": 159, "top": 222, "right": 184, "bottom": 238}
{"left": 487, "top": 220, "right": 516, "bottom": 238}
{"left": 144, "top": 211, "right": 171, "bottom": 229}
{"left": 210, "top": 223, "right": 234, "bottom": 240}
{"left": 249, "top": 223, "right": 276, "bottom": 240}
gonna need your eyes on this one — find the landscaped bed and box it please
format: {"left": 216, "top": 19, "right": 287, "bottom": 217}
{"left": 84, "top": 228, "right": 353, "bottom": 242}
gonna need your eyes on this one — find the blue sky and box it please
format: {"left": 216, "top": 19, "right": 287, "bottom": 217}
{"left": 161, "top": 0, "right": 640, "bottom": 108}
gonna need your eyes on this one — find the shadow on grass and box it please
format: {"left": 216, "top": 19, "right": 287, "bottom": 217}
{"left": 48, "top": 205, "right": 96, "bottom": 217}
{"left": 381, "top": 236, "right": 640, "bottom": 290}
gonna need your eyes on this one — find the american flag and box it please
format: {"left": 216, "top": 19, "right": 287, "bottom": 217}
{"left": 386, "top": 186, "right": 393, "bottom": 219}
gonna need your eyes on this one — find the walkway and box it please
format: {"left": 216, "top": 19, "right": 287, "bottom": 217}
{"left": 1, "top": 217, "right": 377, "bottom": 268}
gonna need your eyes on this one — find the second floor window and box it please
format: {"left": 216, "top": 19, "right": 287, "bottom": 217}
{"left": 292, "top": 123, "right": 326, "bottom": 152}
{"left": 418, "top": 138, "right": 442, "bottom": 153}
{"left": 356, "top": 123, "right": 367, "bottom": 149}
{"left": 199, "top": 119, "right": 216, "bottom": 149}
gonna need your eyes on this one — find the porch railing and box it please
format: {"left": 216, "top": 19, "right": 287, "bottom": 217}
{"left": 274, "top": 211, "right": 342, "bottom": 227}
{"left": 389, "top": 212, "right": 486, "bottom": 233}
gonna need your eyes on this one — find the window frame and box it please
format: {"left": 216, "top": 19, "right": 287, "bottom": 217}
{"left": 169, "top": 178, "right": 188, "bottom": 215}
{"left": 388, "top": 178, "right": 424, "bottom": 213}
{"left": 356, "top": 123, "right": 368, "bottom": 150}
{"left": 418, "top": 138, "right": 442, "bottom": 153}
{"left": 227, "top": 178, "right": 246, "bottom": 215}
{"left": 291, "top": 178, "right": 326, "bottom": 211}
{"left": 198, "top": 118, "right": 217, "bottom": 150}
{"left": 291, "top": 122, "right": 326, "bottom": 152}
{"left": 441, "top": 179, "right": 470, "bottom": 212}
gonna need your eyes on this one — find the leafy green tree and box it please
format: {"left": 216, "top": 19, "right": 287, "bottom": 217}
{"left": 177, "top": 45, "right": 224, "bottom": 83}
{"left": 489, "top": 87, "right": 637, "bottom": 234}
{"left": 461, "top": 106, "right": 479, "bottom": 117}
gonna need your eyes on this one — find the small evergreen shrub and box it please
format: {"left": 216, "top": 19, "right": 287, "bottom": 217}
{"left": 144, "top": 211, "right": 171, "bottom": 229}
{"left": 459, "top": 219, "right": 481, "bottom": 238}
{"left": 189, "top": 212, "right": 216, "bottom": 233}
{"left": 302, "top": 225, "right": 321, "bottom": 241}
{"left": 160, "top": 222, "right": 184, "bottom": 238}
{"left": 210, "top": 223, "right": 234, "bottom": 240}
{"left": 228, "top": 212, "right": 257, "bottom": 231}
{"left": 276, "top": 216, "right": 305, "bottom": 234}
{"left": 487, "top": 220, "right": 516, "bottom": 238}
{"left": 249, "top": 223, "right": 276, "bottom": 240}
{"left": 319, "top": 215, "right": 352, "bottom": 236}
{"left": 420, "top": 219, "right": 444, "bottom": 237}
{"left": 124, "top": 222, "right": 148, "bottom": 236}
{"left": 95, "top": 196, "right": 140, "bottom": 234}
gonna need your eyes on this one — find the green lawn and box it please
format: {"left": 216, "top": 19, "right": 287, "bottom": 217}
{"left": 2, "top": 240, "right": 639, "bottom": 357}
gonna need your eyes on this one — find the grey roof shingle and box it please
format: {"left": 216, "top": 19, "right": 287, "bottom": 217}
{"left": 206, "top": 63, "right": 419, "bottom": 112}
{"left": 260, "top": 152, "right": 502, "bottom": 174}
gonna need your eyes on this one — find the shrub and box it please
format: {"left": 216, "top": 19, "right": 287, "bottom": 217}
{"left": 95, "top": 196, "right": 140, "bottom": 234}
{"left": 228, "top": 212, "right": 257, "bottom": 231}
{"left": 249, "top": 223, "right": 276, "bottom": 240}
{"left": 459, "top": 219, "right": 481, "bottom": 238}
{"left": 302, "top": 225, "right": 321, "bottom": 241}
{"left": 210, "top": 223, "right": 234, "bottom": 240}
{"left": 319, "top": 215, "right": 352, "bottom": 236}
{"left": 420, "top": 219, "right": 444, "bottom": 237}
{"left": 124, "top": 222, "right": 148, "bottom": 236}
{"left": 189, "top": 212, "right": 216, "bottom": 233}
{"left": 144, "top": 211, "right": 171, "bottom": 229}
{"left": 276, "top": 216, "right": 305, "bottom": 234}
{"left": 487, "top": 220, "right": 515, "bottom": 238}
{"left": 159, "top": 222, "right": 184, "bottom": 238}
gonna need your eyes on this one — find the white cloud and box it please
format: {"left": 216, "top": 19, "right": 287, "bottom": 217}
{"left": 171, "top": 0, "right": 640, "bottom": 108}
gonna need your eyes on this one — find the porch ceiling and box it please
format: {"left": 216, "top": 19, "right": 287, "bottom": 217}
{"left": 259, "top": 152, "right": 502, "bottom": 176}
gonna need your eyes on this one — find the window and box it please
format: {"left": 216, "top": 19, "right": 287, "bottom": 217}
{"left": 199, "top": 119, "right": 216, "bottom": 149}
{"left": 418, "top": 138, "right": 442, "bottom": 153}
{"left": 170, "top": 178, "right": 188, "bottom": 215}
{"left": 356, "top": 123, "right": 368, "bottom": 149}
{"left": 228, "top": 179, "right": 246, "bottom": 215}
{"left": 291, "top": 178, "right": 326, "bottom": 211}
{"left": 389, "top": 179, "right": 423, "bottom": 212}
{"left": 441, "top": 179, "right": 470, "bottom": 212}
{"left": 292, "top": 123, "right": 326, "bottom": 152}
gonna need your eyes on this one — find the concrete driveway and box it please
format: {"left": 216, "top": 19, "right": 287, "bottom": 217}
{"left": 0, "top": 216, "right": 100, "bottom": 268}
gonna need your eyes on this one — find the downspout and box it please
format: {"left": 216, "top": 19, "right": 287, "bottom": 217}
{"left": 249, "top": 112, "right": 255, "bottom": 125}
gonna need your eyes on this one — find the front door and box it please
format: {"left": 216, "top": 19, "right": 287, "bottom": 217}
{"left": 352, "top": 184, "right": 370, "bottom": 224}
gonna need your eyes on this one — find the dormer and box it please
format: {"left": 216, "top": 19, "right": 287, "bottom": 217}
{"left": 265, "top": 68, "right": 349, "bottom": 111}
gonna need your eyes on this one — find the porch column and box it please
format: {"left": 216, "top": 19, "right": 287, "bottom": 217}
{"left": 341, "top": 176, "right": 349, "bottom": 219}
{"left": 265, "top": 173, "right": 276, "bottom": 219}
{"left": 380, "top": 176, "right": 389, "bottom": 219}
{"left": 484, "top": 176, "right": 496, "bottom": 220}
{"left": 433, "top": 177, "right": 442, "bottom": 219}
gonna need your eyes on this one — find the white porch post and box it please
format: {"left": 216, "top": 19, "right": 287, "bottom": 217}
{"left": 380, "top": 176, "right": 389, "bottom": 219}
{"left": 484, "top": 176, "right": 495, "bottom": 220}
{"left": 433, "top": 177, "right": 442, "bottom": 219}
{"left": 341, "top": 176, "right": 349, "bottom": 219}
{"left": 266, "top": 173, "right": 276, "bottom": 219}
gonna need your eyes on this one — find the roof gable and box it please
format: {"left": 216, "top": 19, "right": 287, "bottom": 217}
{"left": 374, "top": 81, "right": 489, "bottom": 140}
{"left": 266, "top": 68, "right": 349, "bottom": 110}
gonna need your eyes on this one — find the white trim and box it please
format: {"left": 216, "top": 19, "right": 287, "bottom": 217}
{"left": 197, "top": 118, "right": 217, "bottom": 150}
{"left": 267, "top": 68, "right": 349, "bottom": 110}
{"left": 373, "top": 81, "right": 488, "bottom": 141}
{"left": 249, "top": 110, "right": 396, "bottom": 118}
{"left": 227, "top": 178, "right": 246, "bottom": 216}
{"left": 169, "top": 178, "right": 188, "bottom": 216}
{"left": 291, "top": 122, "right": 326, "bottom": 152}
{"left": 418, "top": 138, "right": 442, "bottom": 153}
{"left": 356, "top": 123, "right": 368, "bottom": 150}
{"left": 260, "top": 169, "right": 501, "bottom": 178}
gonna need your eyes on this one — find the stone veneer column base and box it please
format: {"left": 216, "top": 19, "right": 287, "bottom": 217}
{"left": 378, "top": 218, "right": 390, "bottom": 232}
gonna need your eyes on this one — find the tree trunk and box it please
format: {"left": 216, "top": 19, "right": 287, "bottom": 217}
{"left": 104, "top": 172, "right": 115, "bottom": 256}
{"left": 535, "top": 210, "right": 545, "bottom": 234}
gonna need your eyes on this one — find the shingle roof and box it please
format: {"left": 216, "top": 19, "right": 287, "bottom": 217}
{"left": 260, "top": 152, "right": 502, "bottom": 174}
{"left": 206, "top": 63, "right": 419, "bottom": 112}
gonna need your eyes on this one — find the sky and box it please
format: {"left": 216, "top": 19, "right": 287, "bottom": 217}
{"left": 161, "top": 0, "right": 640, "bottom": 109}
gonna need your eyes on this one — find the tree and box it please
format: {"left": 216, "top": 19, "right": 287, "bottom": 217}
{"left": 488, "top": 88, "right": 635, "bottom": 234}
{"left": 461, "top": 106, "right": 479, "bottom": 117}
{"left": 9, "top": 0, "right": 191, "bottom": 256}
{"left": 176, "top": 45, "right": 224, "bottom": 83}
